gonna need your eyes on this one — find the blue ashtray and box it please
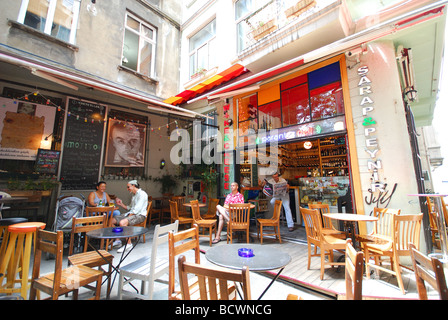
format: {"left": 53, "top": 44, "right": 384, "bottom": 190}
{"left": 238, "top": 248, "right": 254, "bottom": 258}
{"left": 112, "top": 227, "right": 123, "bottom": 233}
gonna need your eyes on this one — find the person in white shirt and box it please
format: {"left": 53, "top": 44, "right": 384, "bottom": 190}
{"left": 112, "top": 180, "right": 148, "bottom": 252}
{"left": 264, "top": 173, "right": 294, "bottom": 232}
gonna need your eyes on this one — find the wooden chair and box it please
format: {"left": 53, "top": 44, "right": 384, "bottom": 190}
{"left": 300, "top": 207, "right": 346, "bottom": 280}
{"left": 345, "top": 238, "right": 364, "bottom": 300}
{"left": 410, "top": 243, "right": 448, "bottom": 300}
{"left": 426, "top": 197, "right": 440, "bottom": 249}
{"left": 148, "top": 196, "right": 162, "bottom": 225}
{"left": 364, "top": 213, "right": 423, "bottom": 294}
{"left": 169, "top": 200, "right": 194, "bottom": 229}
{"left": 85, "top": 206, "right": 115, "bottom": 250}
{"left": 172, "top": 196, "right": 188, "bottom": 217}
{"left": 131, "top": 201, "right": 151, "bottom": 243}
{"left": 190, "top": 200, "right": 216, "bottom": 246}
{"left": 30, "top": 229, "right": 103, "bottom": 300}
{"left": 168, "top": 225, "right": 201, "bottom": 300}
{"left": 202, "top": 198, "right": 219, "bottom": 219}
{"left": 161, "top": 193, "right": 174, "bottom": 223}
{"left": 257, "top": 199, "right": 282, "bottom": 244}
{"left": 118, "top": 221, "right": 179, "bottom": 300}
{"left": 308, "top": 203, "right": 345, "bottom": 238}
{"left": 358, "top": 207, "right": 401, "bottom": 261}
{"left": 68, "top": 215, "right": 114, "bottom": 298}
{"left": 177, "top": 255, "right": 250, "bottom": 300}
{"left": 227, "top": 203, "right": 251, "bottom": 244}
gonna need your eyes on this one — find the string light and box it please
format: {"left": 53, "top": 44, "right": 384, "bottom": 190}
{"left": 2, "top": 89, "right": 184, "bottom": 139}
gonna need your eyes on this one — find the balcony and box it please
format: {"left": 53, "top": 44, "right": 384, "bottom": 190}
{"left": 239, "top": 0, "right": 352, "bottom": 69}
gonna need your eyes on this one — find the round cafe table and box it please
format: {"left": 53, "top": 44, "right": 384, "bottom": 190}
{"left": 323, "top": 213, "right": 378, "bottom": 249}
{"left": 183, "top": 202, "right": 206, "bottom": 208}
{"left": 87, "top": 226, "right": 148, "bottom": 295}
{"left": 205, "top": 243, "right": 291, "bottom": 299}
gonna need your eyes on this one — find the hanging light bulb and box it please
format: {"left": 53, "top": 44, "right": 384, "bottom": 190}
{"left": 87, "top": 0, "right": 97, "bottom": 16}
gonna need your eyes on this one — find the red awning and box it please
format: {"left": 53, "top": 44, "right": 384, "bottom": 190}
{"left": 163, "top": 64, "right": 247, "bottom": 105}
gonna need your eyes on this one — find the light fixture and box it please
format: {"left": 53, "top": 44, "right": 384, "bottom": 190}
{"left": 160, "top": 159, "right": 166, "bottom": 169}
{"left": 396, "top": 46, "right": 418, "bottom": 102}
{"left": 44, "top": 133, "right": 53, "bottom": 141}
{"left": 303, "top": 141, "right": 312, "bottom": 149}
{"left": 87, "top": 0, "right": 97, "bottom": 16}
{"left": 404, "top": 88, "right": 417, "bottom": 102}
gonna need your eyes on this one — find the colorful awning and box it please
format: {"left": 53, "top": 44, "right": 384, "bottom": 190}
{"left": 163, "top": 64, "right": 247, "bottom": 106}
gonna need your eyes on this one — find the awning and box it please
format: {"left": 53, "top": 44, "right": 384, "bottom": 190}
{"left": 163, "top": 64, "right": 248, "bottom": 105}
{"left": 0, "top": 51, "right": 209, "bottom": 119}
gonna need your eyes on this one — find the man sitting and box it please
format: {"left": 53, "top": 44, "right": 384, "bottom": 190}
{"left": 112, "top": 180, "right": 148, "bottom": 253}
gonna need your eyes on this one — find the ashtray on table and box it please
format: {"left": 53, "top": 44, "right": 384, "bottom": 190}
{"left": 112, "top": 227, "right": 123, "bottom": 233}
{"left": 238, "top": 248, "right": 254, "bottom": 257}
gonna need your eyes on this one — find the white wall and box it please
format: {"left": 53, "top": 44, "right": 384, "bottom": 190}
{"left": 347, "top": 41, "right": 421, "bottom": 216}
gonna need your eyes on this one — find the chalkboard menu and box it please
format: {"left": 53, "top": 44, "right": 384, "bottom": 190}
{"left": 59, "top": 98, "right": 105, "bottom": 190}
{"left": 35, "top": 149, "right": 60, "bottom": 175}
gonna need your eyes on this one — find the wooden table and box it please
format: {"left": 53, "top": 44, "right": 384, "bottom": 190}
{"left": 0, "top": 197, "right": 29, "bottom": 219}
{"left": 323, "top": 213, "right": 378, "bottom": 249}
{"left": 183, "top": 202, "right": 206, "bottom": 208}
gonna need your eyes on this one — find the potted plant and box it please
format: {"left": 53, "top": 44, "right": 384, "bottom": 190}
{"left": 154, "top": 173, "right": 178, "bottom": 194}
{"left": 201, "top": 166, "right": 220, "bottom": 198}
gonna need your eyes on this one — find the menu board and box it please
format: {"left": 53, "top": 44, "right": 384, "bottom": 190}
{"left": 59, "top": 98, "right": 105, "bottom": 190}
{"left": 35, "top": 149, "right": 60, "bottom": 175}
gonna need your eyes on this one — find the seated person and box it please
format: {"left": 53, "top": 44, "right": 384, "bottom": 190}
{"left": 112, "top": 180, "right": 148, "bottom": 253}
{"left": 213, "top": 181, "right": 244, "bottom": 244}
{"left": 88, "top": 181, "right": 120, "bottom": 217}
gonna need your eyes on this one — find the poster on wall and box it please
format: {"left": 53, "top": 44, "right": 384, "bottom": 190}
{"left": 104, "top": 118, "right": 146, "bottom": 167}
{"left": 0, "top": 97, "right": 56, "bottom": 160}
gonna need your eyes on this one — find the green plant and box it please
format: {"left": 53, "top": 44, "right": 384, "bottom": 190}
{"left": 154, "top": 173, "right": 178, "bottom": 194}
{"left": 7, "top": 178, "right": 58, "bottom": 191}
{"left": 201, "top": 167, "right": 220, "bottom": 197}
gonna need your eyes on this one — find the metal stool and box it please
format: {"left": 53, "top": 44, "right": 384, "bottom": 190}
{"left": 0, "top": 222, "right": 45, "bottom": 299}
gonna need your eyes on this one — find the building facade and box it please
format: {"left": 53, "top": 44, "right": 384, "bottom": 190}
{"left": 0, "top": 0, "right": 201, "bottom": 208}
{"left": 165, "top": 0, "right": 448, "bottom": 251}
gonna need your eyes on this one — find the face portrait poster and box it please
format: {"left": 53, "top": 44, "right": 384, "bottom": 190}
{"left": 105, "top": 119, "right": 146, "bottom": 167}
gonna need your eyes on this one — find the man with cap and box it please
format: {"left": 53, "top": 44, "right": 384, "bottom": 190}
{"left": 112, "top": 180, "right": 148, "bottom": 253}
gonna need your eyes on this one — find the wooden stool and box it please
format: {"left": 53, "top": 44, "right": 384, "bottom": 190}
{"left": 0, "top": 218, "right": 28, "bottom": 266}
{"left": 0, "top": 222, "right": 45, "bottom": 299}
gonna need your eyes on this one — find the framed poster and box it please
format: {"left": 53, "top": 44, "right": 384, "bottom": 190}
{"left": 105, "top": 119, "right": 146, "bottom": 167}
{"left": 0, "top": 98, "right": 56, "bottom": 160}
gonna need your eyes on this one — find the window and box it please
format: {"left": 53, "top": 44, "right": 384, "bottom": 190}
{"left": 18, "top": 0, "right": 81, "bottom": 44}
{"left": 122, "top": 13, "right": 156, "bottom": 77}
{"left": 189, "top": 20, "right": 216, "bottom": 79}
{"left": 235, "top": 0, "right": 272, "bottom": 52}
{"left": 280, "top": 62, "right": 344, "bottom": 126}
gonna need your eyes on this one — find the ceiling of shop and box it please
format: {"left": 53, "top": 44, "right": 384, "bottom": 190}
{"left": 384, "top": 11, "right": 446, "bottom": 127}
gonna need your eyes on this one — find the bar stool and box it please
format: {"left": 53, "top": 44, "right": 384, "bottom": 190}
{"left": 0, "top": 222, "right": 45, "bottom": 299}
{"left": 0, "top": 218, "right": 28, "bottom": 266}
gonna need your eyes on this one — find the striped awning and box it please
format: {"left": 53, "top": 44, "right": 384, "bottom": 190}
{"left": 163, "top": 64, "right": 247, "bottom": 105}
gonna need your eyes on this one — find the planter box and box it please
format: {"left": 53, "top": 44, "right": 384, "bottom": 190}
{"left": 251, "top": 19, "right": 277, "bottom": 41}
{"left": 285, "top": 0, "right": 316, "bottom": 19}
